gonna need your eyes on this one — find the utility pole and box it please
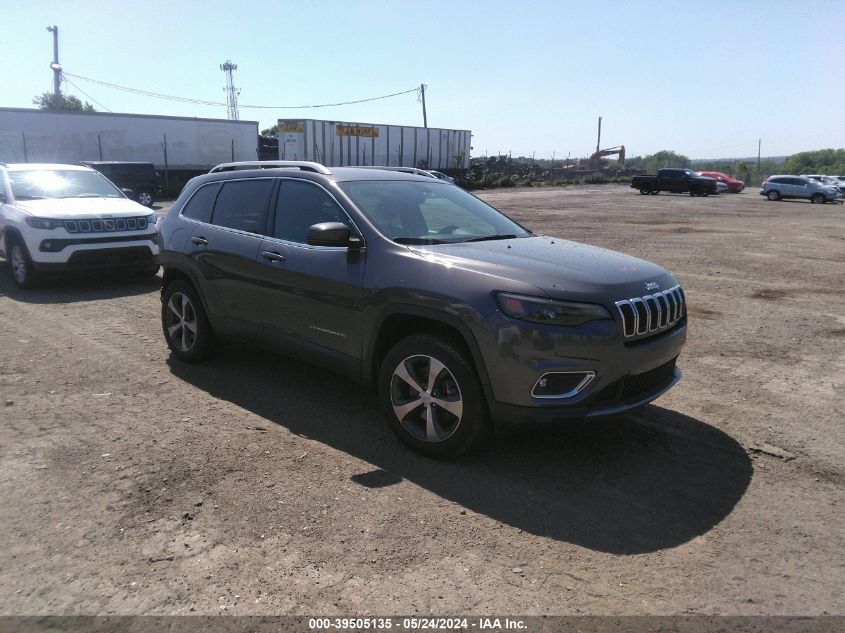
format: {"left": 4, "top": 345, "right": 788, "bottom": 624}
{"left": 596, "top": 116, "right": 602, "bottom": 154}
{"left": 420, "top": 83, "right": 428, "bottom": 128}
{"left": 756, "top": 138, "right": 762, "bottom": 184}
{"left": 46, "top": 25, "right": 61, "bottom": 98}
{"left": 220, "top": 60, "right": 240, "bottom": 120}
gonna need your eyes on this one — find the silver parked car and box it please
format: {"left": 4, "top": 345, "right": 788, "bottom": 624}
{"left": 760, "top": 175, "right": 841, "bottom": 203}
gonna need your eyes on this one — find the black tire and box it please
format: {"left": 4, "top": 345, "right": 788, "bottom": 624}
{"left": 136, "top": 189, "right": 154, "bottom": 207}
{"left": 767, "top": 190, "right": 781, "bottom": 201}
{"left": 689, "top": 190, "right": 696, "bottom": 197}
{"left": 811, "top": 193, "right": 825, "bottom": 204}
{"left": 377, "top": 334, "right": 491, "bottom": 458}
{"left": 7, "top": 235, "right": 38, "bottom": 290}
{"left": 161, "top": 279, "right": 215, "bottom": 362}
{"left": 639, "top": 188, "right": 648, "bottom": 195}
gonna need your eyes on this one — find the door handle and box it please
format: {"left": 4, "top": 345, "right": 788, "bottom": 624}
{"left": 261, "top": 251, "right": 287, "bottom": 262}
{"left": 191, "top": 236, "right": 208, "bottom": 246}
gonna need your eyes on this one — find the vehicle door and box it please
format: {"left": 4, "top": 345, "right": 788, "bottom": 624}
{"left": 662, "top": 170, "right": 680, "bottom": 192}
{"left": 183, "top": 177, "right": 275, "bottom": 339}
{"left": 788, "top": 177, "right": 807, "bottom": 199}
{"left": 254, "top": 178, "right": 366, "bottom": 377}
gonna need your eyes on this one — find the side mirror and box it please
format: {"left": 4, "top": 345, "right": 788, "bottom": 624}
{"left": 306, "top": 222, "right": 354, "bottom": 247}
{"left": 121, "top": 188, "right": 134, "bottom": 197}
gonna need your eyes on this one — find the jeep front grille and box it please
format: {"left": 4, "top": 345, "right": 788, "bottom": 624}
{"left": 615, "top": 285, "right": 685, "bottom": 338}
{"left": 64, "top": 217, "right": 150, "bottom": 233}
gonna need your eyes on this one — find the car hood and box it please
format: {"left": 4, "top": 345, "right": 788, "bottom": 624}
{"left": 12, "top": 197, "right": 149, "bottom": 218}
{"left": 411, "top": 236, "right": 679, "bottom": 302}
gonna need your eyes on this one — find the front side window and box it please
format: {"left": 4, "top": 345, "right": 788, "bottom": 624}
{"left": 8, "top": 169, "right": 123, "bottom": 200}
{"left": 340, "top": 180, "right": 531, "bottom": 243}
{"left": 273, "top": 180, "right": 348, "bottom": 243}
{"left": 209, "top": 179, "right": 273, "bottom": 233}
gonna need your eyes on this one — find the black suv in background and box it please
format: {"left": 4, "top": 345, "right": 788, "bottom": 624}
{"left": 158, "top": 161, "right": 687, "bottom": 457}
{"left": 82, "top": 161, "right": 161, "bottom": 207}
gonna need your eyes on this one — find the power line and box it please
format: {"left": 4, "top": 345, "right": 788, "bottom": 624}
{"left": 61, "top": 75, "right": 112, "bottom": 112}
{"left": 62, "top": 71, "right": 420, "bottom": 110}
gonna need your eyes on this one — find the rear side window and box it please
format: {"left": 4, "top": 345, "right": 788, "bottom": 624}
{"left": 181, "top": 183, "right": 221, "bottom": 223}
{"left": 273, "top": 180, "right": 348, "bottom": 243}
{"left": 210, "top": 179, "right": 274, "bottom": 234}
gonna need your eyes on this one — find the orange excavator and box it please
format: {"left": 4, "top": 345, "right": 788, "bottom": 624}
{"left": 588, "top": 145, "right": 626, "bottom": 168}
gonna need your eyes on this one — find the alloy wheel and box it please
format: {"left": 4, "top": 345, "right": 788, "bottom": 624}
{"left": 390, "top": 354, "right": 463, "bottom": 443}
{"left": 165, "top": 292, "right": 198, "bottom": 352}
{"left": 10, "top": 245, "right": 28, "bottom": 284}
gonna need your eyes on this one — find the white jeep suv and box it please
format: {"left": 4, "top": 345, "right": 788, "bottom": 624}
{"left": 0, "top": 163, "right": 159, "bottom": 288}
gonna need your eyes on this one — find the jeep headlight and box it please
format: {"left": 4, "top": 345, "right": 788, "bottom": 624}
{"left": 25, "top": 217, "right": 63, "bottom": 230}
{"left": 496, "top": 292, "right": 611, "bottom": 326}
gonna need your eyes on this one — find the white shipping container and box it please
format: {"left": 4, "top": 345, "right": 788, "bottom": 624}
{"left": 277, "top": 119, "right": 471, "bottom": 170}
{"left": 0, "top": 108, "right": 259, "bottom": 169}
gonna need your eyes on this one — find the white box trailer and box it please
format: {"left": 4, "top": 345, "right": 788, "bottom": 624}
{"left": 0, "top": 108, "right": 259, "bottom": 170}
{"left": 277, "top": 119, "right": 471, "bottom": 170}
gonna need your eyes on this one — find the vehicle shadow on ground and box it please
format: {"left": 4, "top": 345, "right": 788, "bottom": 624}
{"left": 168, "top": 345, "right": 753, "bottom": 555}
{"left": 0, "top": 261, "right": 160, "bottom": 304}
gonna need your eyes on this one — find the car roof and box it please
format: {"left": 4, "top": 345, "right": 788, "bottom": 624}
{"left": 191, "top": 166, "right": 446, "bottom": 188}
{"left": 81, "top": 161, "right": 155, "bottom": 166}
{"left": 3, "top": 163, "right": 94, "bottom": 172}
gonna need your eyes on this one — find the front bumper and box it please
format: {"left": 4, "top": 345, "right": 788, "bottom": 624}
{"left": 472, "top": 311, "right": 687, "bottom": 423}
{"left": 24, "top": 228, "right": 159, "bottom": 270}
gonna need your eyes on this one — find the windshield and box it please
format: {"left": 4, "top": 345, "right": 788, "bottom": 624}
{"left": 8, "top": 169, "right": 124, "bottom": 200}
{"left": 339, "top": 180, "right": 531, "bottom": 244}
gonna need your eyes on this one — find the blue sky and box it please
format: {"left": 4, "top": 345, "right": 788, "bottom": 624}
{"left": 3, "top": 0, "right": 844, "bottom": 159}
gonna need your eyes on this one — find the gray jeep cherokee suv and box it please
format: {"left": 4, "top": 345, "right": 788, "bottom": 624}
{"left": 159, "top": 162, "right": 687, "bottom": 457}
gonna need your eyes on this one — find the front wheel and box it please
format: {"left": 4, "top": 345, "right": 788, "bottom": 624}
{"left": 7, "top": 236, "right": 38, "bottom": 289}
{"left": 377, "top": 334, "right": 491, "bottom": 458}
{"left": 767, "top": 190, "right": 781, "bottom": 201}
{"left": 136, "top": 190, "right": 154, "bottom": 207}
{"left": 811, "top": 193, "right": 825, "bottom": 204}
{"left": 161, "top": 279, "right": 216, "bottom": 362}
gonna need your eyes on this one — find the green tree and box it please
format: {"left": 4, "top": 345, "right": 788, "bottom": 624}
{"left": 781, "top": 149, "right": 845, "bottom": 176}
{"left": 32, "top": 92, "right": 96, "bottom": 112}
{"left": 626, "top": 150, "right": 690, "bottom": 173}
{"left": 260, "top": 124, "right": 280, "bottom": 137}
{"left": 643, "top": 150, "right": 690, "bottom": 172}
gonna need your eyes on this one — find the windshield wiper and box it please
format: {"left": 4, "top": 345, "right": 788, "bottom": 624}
{"left": 14, "top": 195, "right": 46, "bottom": 200}
{"left": 393, "top": 237, "right": 450, "bottom": 245}
{"left": 462, "top": 234, "right": 519, "bottom": 243}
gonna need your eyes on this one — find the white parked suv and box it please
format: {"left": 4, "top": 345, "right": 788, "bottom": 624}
{"left": 0, "top": 163, "right": 159, "bottom": 288}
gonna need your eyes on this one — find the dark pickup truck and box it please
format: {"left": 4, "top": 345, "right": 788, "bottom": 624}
{"left": 631, "top": 168, "right": 718, "bottom": 197}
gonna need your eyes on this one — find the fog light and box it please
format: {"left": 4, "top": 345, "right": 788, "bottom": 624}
{"left": 531, "top": 371, "right": 596, "bottom": 399}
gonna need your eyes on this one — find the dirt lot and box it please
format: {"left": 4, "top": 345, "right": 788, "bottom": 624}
{"left": 1, "top": 185, "right": 843, "bottom": 616}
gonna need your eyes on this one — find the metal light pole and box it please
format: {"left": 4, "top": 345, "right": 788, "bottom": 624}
{"left": 420, "top": 83, "right": 428, "bottom": 128}
{"left": 46, "top": 25, "right": 61, "bottom": 98}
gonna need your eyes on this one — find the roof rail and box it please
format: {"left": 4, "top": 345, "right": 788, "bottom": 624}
{"left": 209, "top": 160, "right": 332, "bottom": 175}
{"left": 354, "top": 166, "right": 438, "bottom": 178}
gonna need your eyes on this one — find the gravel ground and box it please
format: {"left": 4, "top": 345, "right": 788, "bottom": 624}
{"left": 0, "top": 185, "right": 842, "bottom": 616}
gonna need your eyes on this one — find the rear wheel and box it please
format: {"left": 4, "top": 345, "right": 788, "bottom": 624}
{"left": 161, "top": 279, "right": 215, "bottom": 362}
{"left": 767, "top": 190, "right": 781, "bottom": 201}
{"left": 377, "top": 334, "right": 491, "bottom": 458}
{"left": 811, "top": 193, "right": 825, "bottom": 204}
{"left": 7, "top": 236, "right": 38, "bottom": 289}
